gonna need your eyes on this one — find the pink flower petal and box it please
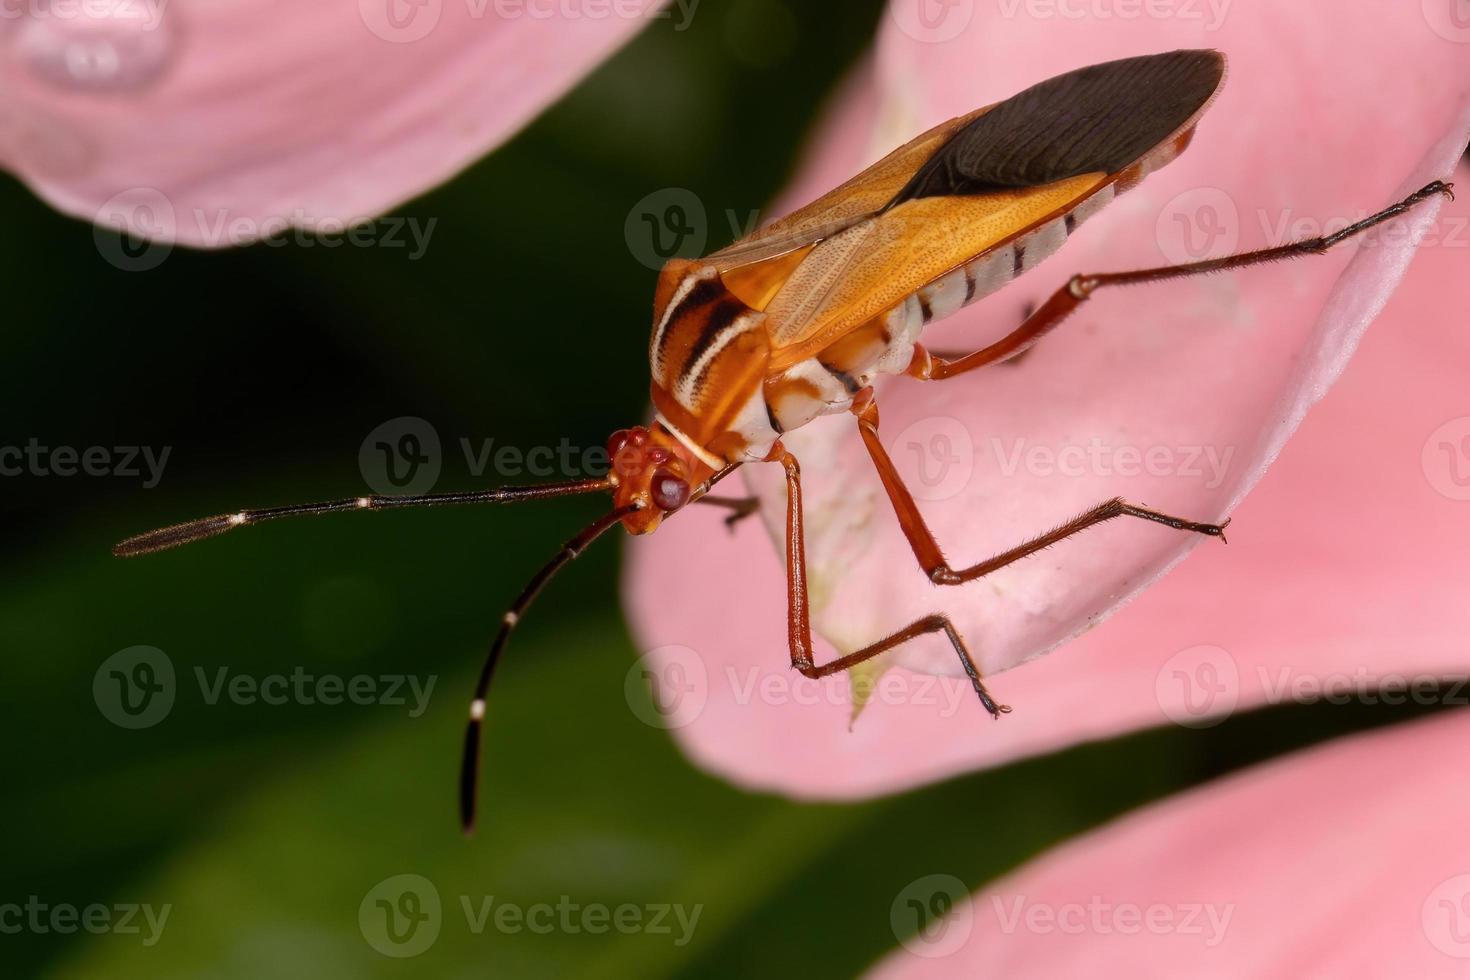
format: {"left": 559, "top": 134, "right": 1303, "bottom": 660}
{"left": 751, "top": 7, "right": 1470, "bottom": 683}
{"left": 866, "top": 710, "right": 1470, "bottom": 977}
{"left": 0, "top": 0, "right": 662, "bottom": 245}
{"left": 624, "top": 7, "right": 1470, "bottom": 798}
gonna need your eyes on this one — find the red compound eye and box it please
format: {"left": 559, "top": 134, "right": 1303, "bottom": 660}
{"left": 650, "top": 470, "right": 690, "bottom": 512}
{"left": 605, "top": 430, "right": 632, "bottom": 459}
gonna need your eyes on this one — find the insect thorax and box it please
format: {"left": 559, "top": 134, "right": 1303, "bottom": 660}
{"left": 647, "top": 260, "right": 924, "bottom": 466}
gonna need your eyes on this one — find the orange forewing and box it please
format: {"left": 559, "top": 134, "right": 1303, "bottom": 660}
{"left": 708, "top": 107, "right": 989, "bottom": 275}
{"left": 765, "top": 173, "right": 1109, "bottom": 363}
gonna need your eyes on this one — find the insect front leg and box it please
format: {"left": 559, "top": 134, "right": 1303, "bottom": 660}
{"left": 694, "top": 493, "right": 760, "bottom": 530}
{"left": 907, "top": 180, "right": 1454, "bottom": 382}
{"left": 852, "top": 399, "right": 1227, "bottom": 586}
{"left": 771, "top": 446, "right": 1009, "bottom": 718}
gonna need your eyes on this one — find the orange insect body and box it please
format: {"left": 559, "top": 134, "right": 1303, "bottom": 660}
{"left": 643, "top": 99, "right": 1207, "bottom": 485}
{"left": 115, "top": 49, "right": 1454, "bottom": 835}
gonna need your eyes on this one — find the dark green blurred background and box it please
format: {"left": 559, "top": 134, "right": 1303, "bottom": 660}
{"left": 1, "top": 3, "right": 1453, "bottom": 977}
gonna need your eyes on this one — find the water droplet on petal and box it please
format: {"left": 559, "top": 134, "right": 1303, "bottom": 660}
{"left": 15, "top": 2, "right": 178, "bottom": 94}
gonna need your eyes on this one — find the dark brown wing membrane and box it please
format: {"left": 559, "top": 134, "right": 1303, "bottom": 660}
{"left": 887, "top": 49, "right": 1225, "bottom": 205}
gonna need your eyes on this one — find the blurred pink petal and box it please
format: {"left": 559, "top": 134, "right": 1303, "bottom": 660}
{"left": 0, "top": 0, "right": 663, "bottom": 245}
{"left": 866, "top": 710, "right": 1470, "bottom": 978}
{"left": 624, "top": 5, "right": 1470, "bottom": 797}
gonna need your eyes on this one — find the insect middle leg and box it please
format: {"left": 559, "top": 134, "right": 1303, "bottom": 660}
{"left": 907, "top": 180, "right": 1454, "bottom": 380}
{"left": 852, "top": 397, "right": 1227, "bottom": 586}
{"left": 695, "top": 493, "right": 760, "bottom": 530}
{"left": 770, "top": 447, "right": 1009, "bottom": 717}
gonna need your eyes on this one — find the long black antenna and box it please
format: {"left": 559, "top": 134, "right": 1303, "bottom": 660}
{"left": 112, "top": 478, "right": 615, "bottom": 557}
{"left": 459, "top": 504, "right": 636, "bottom": 835}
